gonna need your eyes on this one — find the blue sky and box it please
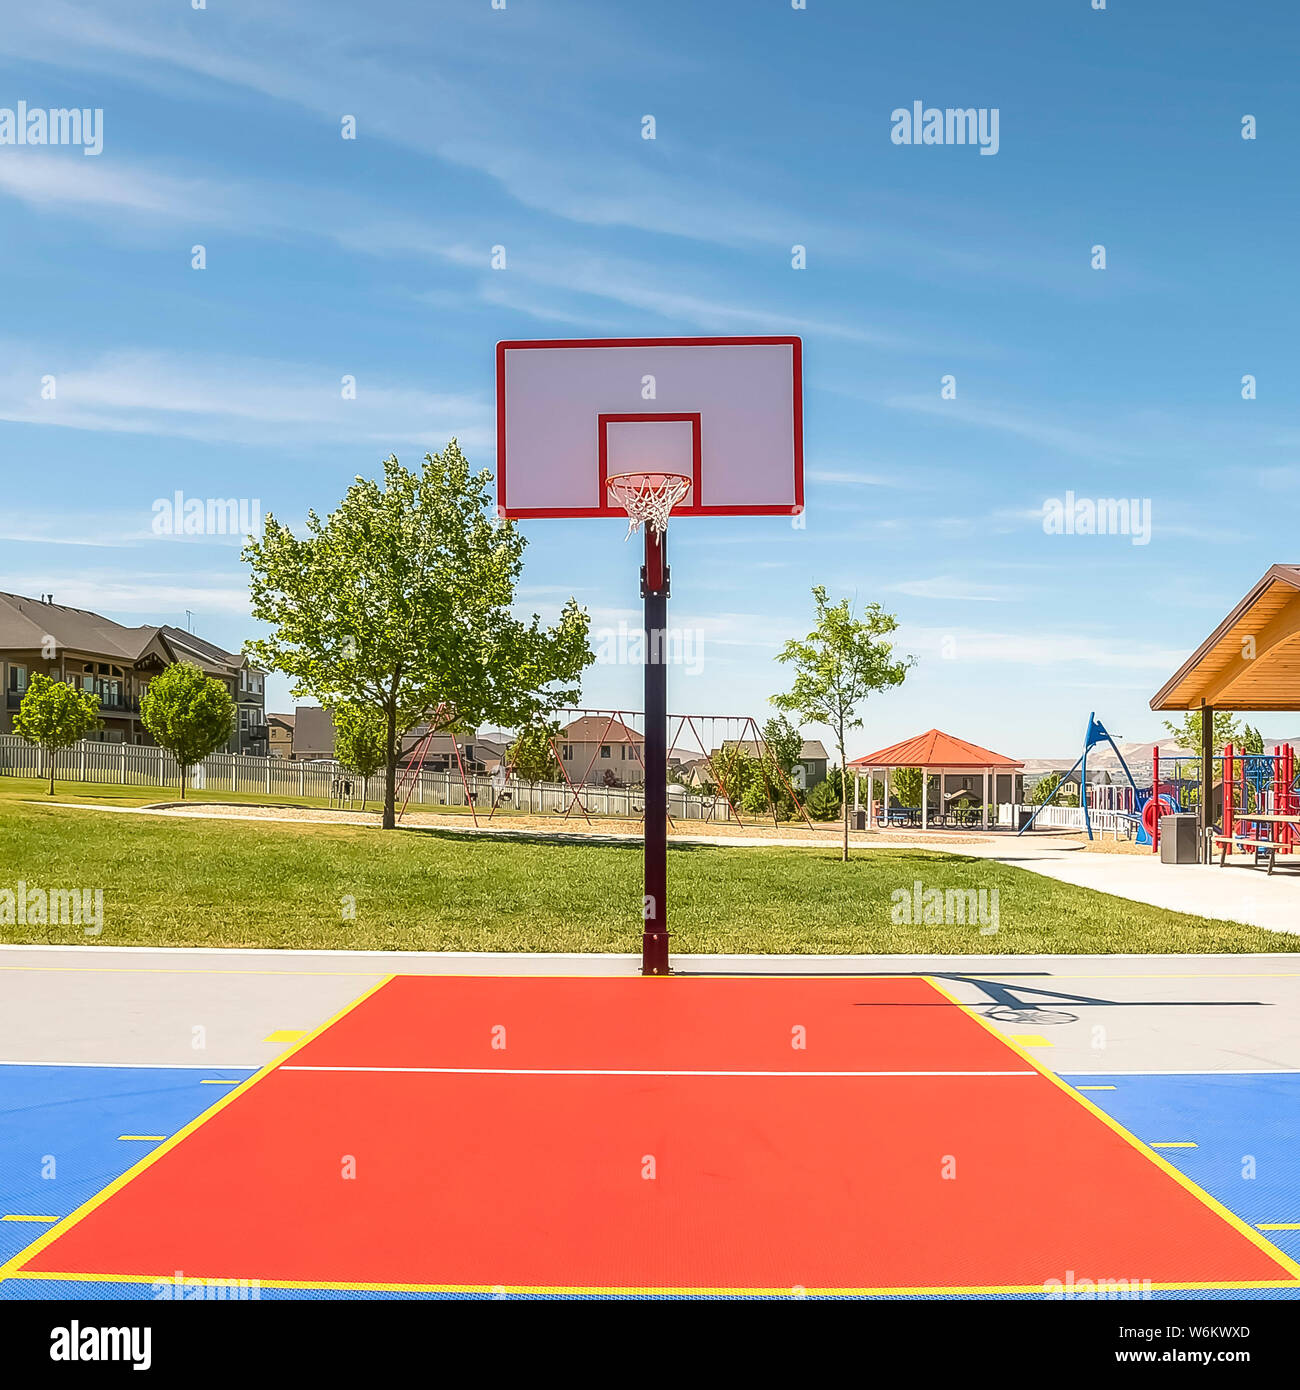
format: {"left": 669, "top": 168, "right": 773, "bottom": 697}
{"left": 2, "top": 0, "right": 1298, "bottom": 759}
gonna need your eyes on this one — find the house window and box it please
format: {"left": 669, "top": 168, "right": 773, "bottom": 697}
{"left": 463, "top": 745, "right": 474, "bottom": 762}
{"left": 600, "top": 745, "right": 611, "bottom": 759}
{"left": 562, "top": 744, "right": 573, "bottom": 759}
{"left": 8, "top": 664, "right": 27, "bottom": 692}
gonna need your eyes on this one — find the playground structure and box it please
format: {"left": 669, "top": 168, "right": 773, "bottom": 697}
{"left": 1019, "top": 714, "right": 1145, "bottom": 842}
{"left": 1023, "top": 713, "right": 1300, "bottom": 861}
{"left": 393, "top": 709, "right": 812, "bottom": 831}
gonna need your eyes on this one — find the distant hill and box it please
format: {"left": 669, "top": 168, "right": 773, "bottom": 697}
{"left": 1022, "top": 737, "right": 1300, "bottom": 785}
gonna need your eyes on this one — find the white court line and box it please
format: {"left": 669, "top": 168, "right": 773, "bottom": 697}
{"left": 0, "top": 1060, "right": 255, "bottom": 1070}
{"left": 281, "top": 1065, "right": 1038, "bottom": 1077}
{"left": 1058, "top": 1069, "right": 1300, "bottom": 1076}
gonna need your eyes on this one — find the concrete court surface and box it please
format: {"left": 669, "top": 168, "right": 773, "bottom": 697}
{"left": 2, "top": 945, "right": 1299, "bottom": 1077}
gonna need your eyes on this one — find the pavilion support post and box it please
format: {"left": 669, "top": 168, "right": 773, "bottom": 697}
{"left": 884, "top": 768, "right": 891, "bottom": 826}
{"left": 921, "top": 770, "right": 928, "bottom": 832}
{"left": 982, "top": 768, "right": 989, "bottom": 830}
{"left": 1199, "top": 701, "right": 1214, "bottom": 864}
{"left": 867, "top": 771, "right": 874, "bottom": 829}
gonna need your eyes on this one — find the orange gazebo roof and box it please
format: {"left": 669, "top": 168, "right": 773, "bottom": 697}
{"left": 848, "top": 728, "right": 1022, "bottom": 771}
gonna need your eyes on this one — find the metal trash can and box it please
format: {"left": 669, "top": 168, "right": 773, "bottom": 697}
{"left": 853, "top": 808, "right": 867, "bottom": 831}
{"left": 1016, "top": 809, "right": 1033, "bottom": 832}
{"left": 1160, "top": 813, "right": 1198, "bottom": 864}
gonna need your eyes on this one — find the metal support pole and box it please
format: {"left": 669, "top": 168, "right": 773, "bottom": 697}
{"left": 1199, "top": 703, "right": 1214, "bottom": 863}
{"left": 642, "top": 528, "right": 670, "bottom": 976}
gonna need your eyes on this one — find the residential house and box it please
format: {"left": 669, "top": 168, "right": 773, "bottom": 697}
{"left": 0, "top": 592, "right": 266, "bottom": 754}
{"left": 267, "top": 713, "right": 295, "bottom": 758}
{"left": 559, "top": 715, "right": 644, "bottom": 786}
{"left": 291, "top": 706, "right": 336, "bottom": 761}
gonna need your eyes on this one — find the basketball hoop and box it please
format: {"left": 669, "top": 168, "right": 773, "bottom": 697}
{"left": 606, "top": 471, "right": 691, "bottom": 538}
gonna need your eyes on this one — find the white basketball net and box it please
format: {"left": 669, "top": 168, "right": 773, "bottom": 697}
{"left": 606, "top": 471, "right": 692, "bottom": 537}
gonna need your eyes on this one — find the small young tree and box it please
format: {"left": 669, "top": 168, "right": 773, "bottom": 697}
{"left": 1240, "top": 724, "right": 1265, "bottom": 755}
{"left": 508, "top": 723, "right": 562, "bottom": 788}
{"left": 333, "top": 704, "right": 387, "bottom": 810}
{"left": 772, "top": 586, "right": 912, "bottom": 861}
{"left": 243, "top": 446, "right": 592, "bottom": 828}
{"left": 804, "top": 768, "right": 845, "bottom": 822}
{"left": 14, "top": 674, "right": 102, "bottom": 795}
{"left": 761, "top": 714, "right": 803, "bottom": 781}
{"left": 139, "top": 661, "right": 235, "bottom": 799}
{"left": 891, "top": 765, "right": 926, "bottom": 809}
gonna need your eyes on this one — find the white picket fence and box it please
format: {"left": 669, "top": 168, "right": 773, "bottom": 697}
{"left": 1000, "top": 802, "right": 1136, "bottom": 838}
{"left": 0, "top": 734, "right": 731, "bottom": 822}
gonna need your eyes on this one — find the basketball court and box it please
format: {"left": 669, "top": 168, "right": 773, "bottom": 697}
{"left": 3, "top": 961, "right": 1299, "bottom": 1299}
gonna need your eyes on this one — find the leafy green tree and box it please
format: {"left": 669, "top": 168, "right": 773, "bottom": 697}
{"left": 508, "top": 723, "right": 562, "bottom": 786}
{"left": 243, "top": 445, "right": 593, "bottom": 828}
{"left": 13, "top": 674, "right": 102, "bottom": 795}
{"left": 805, "top": 773, "right": 842, "bottom": 822}
{"left": 761, "top": 715, "right": 803, "bottom": 780}
{"left": 1030, "top": 772, "right": 1078, "bottom": 808}
{"left": 333, "top": 704, "right": 387, "bottom": 810}
{"left": 772, "top": 586, "right": 912, "bottom": 860}
{"left": 1240, "top": 724, "right": 1265, "bottom": 755}
{"left": 1162, "top": 709, "right": 1240, "bottom": 755}
{"left": 890, "top": 765, "right": 926, "bottom": 809}
{"left": 139, "top": 661, "right": 235, "bottom": 799}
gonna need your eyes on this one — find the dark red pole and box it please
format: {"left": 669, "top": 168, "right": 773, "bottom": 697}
{"left": 1224, "top": 743, "right": 1234, "bottom": 845}
{"left": 641, "top": 528, "right": 670, "bottom": 975}
{"left": 1152, "top": 744, "right": 1160, "bottom": 854}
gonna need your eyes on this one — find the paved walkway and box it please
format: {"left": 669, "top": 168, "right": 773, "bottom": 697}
{"left": 969, "top": 839, "right": 1300, "bottom": 936}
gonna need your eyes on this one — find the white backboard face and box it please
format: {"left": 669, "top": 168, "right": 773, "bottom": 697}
{"left": 496, "top": 337, "right": 803, "bottom": 519}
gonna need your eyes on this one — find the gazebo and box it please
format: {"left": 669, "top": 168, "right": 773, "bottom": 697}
{"left": 847, "top": 729, "right": 1024, "bottom": 832}
{"left": 1150, "top": 564, "right": 1300, "bottom": 861}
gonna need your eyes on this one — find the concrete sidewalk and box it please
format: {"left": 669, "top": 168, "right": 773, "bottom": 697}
{"left": 969, "top": 840, "right": 1300, "bottom": 936}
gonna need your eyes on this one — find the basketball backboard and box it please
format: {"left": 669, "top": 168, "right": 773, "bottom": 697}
{"left": 495, "top": 336, "right": 803, "bottom": 519}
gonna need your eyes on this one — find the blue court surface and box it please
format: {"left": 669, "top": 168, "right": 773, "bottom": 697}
{"left": 1, "top": 1060, "right": 1298, "bottom": 1300}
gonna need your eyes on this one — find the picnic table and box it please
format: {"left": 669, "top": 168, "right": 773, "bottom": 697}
{"left": 1212, "top": 813, "right": 1300, "bottom": 873}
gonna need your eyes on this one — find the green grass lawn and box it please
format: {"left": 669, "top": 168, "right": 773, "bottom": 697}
{"left": 0, "top": 774, "right": 519, "bottom": 816}
{"left": 1, "top": 787, "right": 1297, "bottom": 953}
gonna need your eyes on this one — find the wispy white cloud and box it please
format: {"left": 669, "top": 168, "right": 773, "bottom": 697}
{"left": 901, "top": 624, "right": 1185, "bottom": 671}
{"left": 0, "top": 569, "right": 252, "bottom": 618}
{"left": 0, "top": 342, "right": 491, "bottom": 450}
{"left": 890, "top": 576, "right": 1016, "bottom": 602}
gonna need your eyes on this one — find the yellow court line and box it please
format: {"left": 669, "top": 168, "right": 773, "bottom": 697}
{"left": 1151, "top": 1142, "right": 1198, "bottom": 1149}
{"left": 263, "top": 1030, "right": 306, "bottom": 1044}
{"left": 2, "top": 1215, "right": 58, "bottom": 1223}
{"left": 117, "top": 1135, "right": 166, "bottom": 1143}
{"left": 200, "top": 1079, "right": 241, "bottom": 1085}
{"left": 921, "top": 976, "right": 1300, "bottom": 1285}
{"left": 0, "top": 974, "right": 396, "bottom": 1288}
{"left": 1257, "top": 1224, "right": 1300, "bottom": 1231}
{"left": 8, "top": 1267, "right": 1299, "bottom": 1296}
